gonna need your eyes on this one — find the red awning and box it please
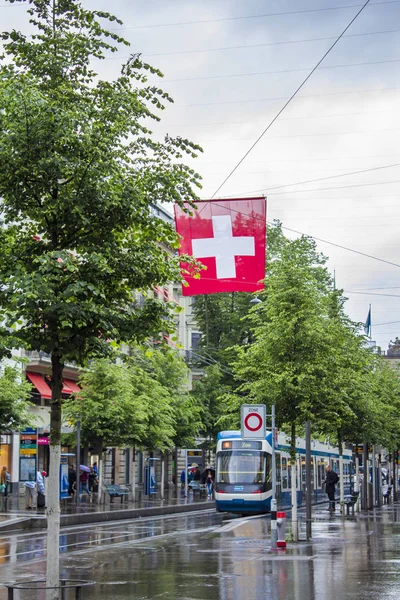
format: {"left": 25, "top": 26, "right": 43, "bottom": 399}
{"left": 26, "top": 371, "right": 52, "bottom": 400}
{"left": 63, "top": 379, "right": 81, "bottom": 394}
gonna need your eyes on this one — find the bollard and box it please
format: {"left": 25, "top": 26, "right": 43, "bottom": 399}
{"left": 270, "top": 498, "right": 277, "bottom": 549}
{"left": 276, "top": 511, "right": 287, "bottom": 548}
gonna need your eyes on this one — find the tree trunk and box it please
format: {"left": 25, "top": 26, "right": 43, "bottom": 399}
{"left": 46, "top": 353, "right": 64, "bottom": 600}
{"left": 93, "top": 440, "right": 104, "bottom": 505}
{"left": 338, "top": 431, "right": 344, "bottom": 514}
{"left": 290, "top": 422, "right": 298, "bottom": 542}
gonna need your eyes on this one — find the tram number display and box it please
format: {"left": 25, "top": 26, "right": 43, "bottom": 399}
{"left": 222, "top": 441, "right": 262, "bottom": 450}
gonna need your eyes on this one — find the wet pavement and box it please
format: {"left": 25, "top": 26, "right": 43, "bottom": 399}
{"left": 0, "top": 502, "right": 399, "bottom": 599}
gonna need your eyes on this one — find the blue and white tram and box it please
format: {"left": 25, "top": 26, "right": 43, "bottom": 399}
{"left": 215, "top": 430, "right": 353, "bottom": 514}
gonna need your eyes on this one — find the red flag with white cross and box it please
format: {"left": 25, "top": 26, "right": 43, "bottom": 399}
{"left": 174, "top": 197, "right": 266, "bottom": 296}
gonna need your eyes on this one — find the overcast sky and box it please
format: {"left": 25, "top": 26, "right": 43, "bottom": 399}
{"left": 2, "top": 0, "right": 400, "bottom": 351}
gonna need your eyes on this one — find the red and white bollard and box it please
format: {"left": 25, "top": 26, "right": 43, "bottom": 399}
{"left": 277, "top": 511, "right": 287, "bottom": 548}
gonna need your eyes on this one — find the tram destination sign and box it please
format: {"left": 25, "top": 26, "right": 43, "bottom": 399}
{"left": 241, "top": 404, "right": 266, "bottom": 440}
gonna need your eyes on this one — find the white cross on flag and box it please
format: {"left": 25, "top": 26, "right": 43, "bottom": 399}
{"left": 174, "top": 197, "right": 266, "bottom": 296}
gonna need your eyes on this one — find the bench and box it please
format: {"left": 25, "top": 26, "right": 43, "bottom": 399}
{"left": 383, "top": 486, "right": 392, "bottom": 504}
{"left": 188, "top": 481, "right": 207, "bottom": 497}
{"left": 105, "top": 484, "right": 131, "bottom": 503}
{"left": 344, "top": 491, "right": 360, "bottom": 515}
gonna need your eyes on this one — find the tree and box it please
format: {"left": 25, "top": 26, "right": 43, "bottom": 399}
{"left": 0, "top": 365, "right": 33, "bottom": 431}
{"left": 231, "top": 235, "right": 337, "bottom": 540}
{"left": 0, "top": 1, "right": 201, "bottom": 593}
{"left": 191, "top": 364, "right": 230, "bottom": 454}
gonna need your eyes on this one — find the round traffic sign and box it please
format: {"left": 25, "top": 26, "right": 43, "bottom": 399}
{"left": 244, "top": 412, "right": 263, "bottom": 432}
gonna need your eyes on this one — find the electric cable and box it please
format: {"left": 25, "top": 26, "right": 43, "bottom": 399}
{"left": 210, "top": 0, "right": 374, "bottom": 198}
{"left": 109, "top": 2, "right": 400, "bottom": 31}
{"left": 178, "top": 86, "right": 400, "bottom": 107}
{"left": 215, "top": 163, "right": 400, "bottom": 197}
{"left": 167, "top": 58, "right": 400, "bottom": 83}
{"left": 143, "top": 28, "right": 400, "bottom": 58}
{"left": 156, "top": 109, "right": 400, "bottom": 130}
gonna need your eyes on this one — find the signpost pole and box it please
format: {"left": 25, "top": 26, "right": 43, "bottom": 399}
{"left": 271, "top": 404, "right": 278, "bottom": 549}
{"left": 305, "top": 420, "right": 312, "bottom": 540}
{"left": 184, "top": 450, "right": 188, "bottom": 498}
{"left": 76, "top": 421, "right": 80, "bottom": 506}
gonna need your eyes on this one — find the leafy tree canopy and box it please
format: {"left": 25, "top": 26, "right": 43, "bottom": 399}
{"left": 0, "top": 0, "right": 202, "bottom": 369}
{"left": 0, "top": 364, "right": 33, "bottom": 431}
{"left": 63, "top": 346, "right": 202, "bottom": 451}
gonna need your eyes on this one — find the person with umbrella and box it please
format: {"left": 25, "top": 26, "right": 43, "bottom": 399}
{"left": 79, "top": 465, "right": 92, "bottom": 497}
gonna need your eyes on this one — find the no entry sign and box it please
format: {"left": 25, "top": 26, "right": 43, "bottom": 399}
{"left": 241, "top": 404, "right": 266, "bottom": 439}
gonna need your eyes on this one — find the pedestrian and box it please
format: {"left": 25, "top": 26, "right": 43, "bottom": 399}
{"left": 206, "top": 469, "right": 214, "bottom": 500}
{"left": 37, "top": 470, "right": 46, "bottom": 509}
{"left": 88, "top": 466, "right": 96, "bottom": 493}
{"left": 79, "top": 469, "right": 91, "bottom": 496}
{"left": 193, "top": 467, "right": 201, "bottom": 482}
{"left": 0, "top": 466, "right": 9, "bottom": 497}
{"left": 323, "top": 464, "right": 339, "bottom": 511}
{"left": 68, "top": 464, "right": 76, "bottom": 497}
{"left": 24, "top": 478, "right": 37, "bottom": 510}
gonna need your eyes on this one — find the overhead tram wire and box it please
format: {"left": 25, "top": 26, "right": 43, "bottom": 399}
{"left": 98, "top": 28, "right": 400, "bottom": 60}
{"left": 109, "top": 2, "right": 400, "bottom": 30}
{"left": 269, "top": 222, "right": 400, "bottom": 269}
{"left": 157, "top": 109, "right": 400, "bottom": 130}
{"left": 143, "top": 28, "right": 400, "bottom": 58}
{"left": 167, "top": 58, "right": 400, "bottom": 83}
{"left": 178, "top": 86, "right": 400, "bottom": 108}
{"left": 217, "top": 163, "right": 400, "bottom": 198}
{"left": 210, "top": 0, "right": 373, "bottom": 199}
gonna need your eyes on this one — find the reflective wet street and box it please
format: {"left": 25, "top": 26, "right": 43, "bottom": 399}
{"left": 0, "top": 504, "right": 400, "bottom": 599}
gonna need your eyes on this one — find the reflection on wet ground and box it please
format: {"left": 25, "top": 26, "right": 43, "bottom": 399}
{"left": 1, "top": 505, "right": 400, "bottom": 599}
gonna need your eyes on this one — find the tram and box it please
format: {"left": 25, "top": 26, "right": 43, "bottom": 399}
{"left": 214, "top": 430, "right": 353, "bottom": 514}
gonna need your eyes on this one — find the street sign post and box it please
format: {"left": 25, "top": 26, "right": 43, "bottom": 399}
{"left": 241, "top": 404, "right": 266, "bottom": 439}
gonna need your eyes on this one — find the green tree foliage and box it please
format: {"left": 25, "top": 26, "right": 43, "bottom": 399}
{"left": 63, "top": 347, "right": 201, "bottom": 452}
{"left": 0, "top": 1, "right": 201, "bottom": 589}
{"left": 191, "top": 364, "right": 231, "bottom": 451}
{"left": 230, "top": 235, "right": 334, "bottom": 455}
{"left": 0, "top": 365, "right": 33, "bottom": 431}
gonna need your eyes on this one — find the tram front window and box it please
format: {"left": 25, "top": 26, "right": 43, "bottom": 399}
{"left": 217, "top": 451, "right": 268, "bottom": 485}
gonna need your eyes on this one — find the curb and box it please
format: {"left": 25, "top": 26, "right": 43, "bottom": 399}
{"left": 0, "top": 501, "right": 216, "bottom": 531}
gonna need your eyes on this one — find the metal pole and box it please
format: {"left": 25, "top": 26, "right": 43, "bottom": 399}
{"left": 271, "top": 405, "right": 276, "bottom": 503}
{"left": 160, "top": 454, "right": 165, "bottom": 501}
{"left": 372, "top": 445, "right": 376, "bottom": 507}
{"left": 271, "top": 405, "right": 277, "bottom": 549}
{"left": 76, "top": 421, "right": 81, "bottom": 506}
{"left": 363, "top": 442, "right": 368, "bottom": 510}
{"left": 305, "top": 420, "right": 312, "bottom": 540}
{"left": 184, "top": 450, "right": 188, "bottom": 498}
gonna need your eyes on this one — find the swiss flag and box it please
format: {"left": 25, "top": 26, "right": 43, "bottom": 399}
{"left": 174, "top": 197, "right": 266, "bottom": 296}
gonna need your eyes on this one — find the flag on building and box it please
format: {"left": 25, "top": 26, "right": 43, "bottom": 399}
{"left": 174, "top": 197, "right": 266, "bottom": 296}
{"left": 364, "top": 307, "right": 371, "bottom": 337}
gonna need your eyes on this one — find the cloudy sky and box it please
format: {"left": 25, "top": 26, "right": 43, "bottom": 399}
{"left": 2, "top": 0, "right": 400, "bottom": 351}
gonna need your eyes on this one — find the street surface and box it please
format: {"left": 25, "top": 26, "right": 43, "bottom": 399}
{"left": 0, "top": 504, "right": 399, "bottom": 599}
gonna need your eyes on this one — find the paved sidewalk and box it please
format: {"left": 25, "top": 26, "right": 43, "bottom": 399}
{"left": 0, "top": 489, "right": 214, "bottom": 530}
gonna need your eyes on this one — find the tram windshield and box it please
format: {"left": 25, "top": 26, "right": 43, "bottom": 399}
{"left": 217, "top": 450, "right": 268, "bottom": 485}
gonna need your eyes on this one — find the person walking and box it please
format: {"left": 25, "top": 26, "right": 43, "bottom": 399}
{"left": 36, "top": 470, "right": 46, "bottom": 509}
{"left": 323, "top": 465, "right": 339, "bottom": 512}
{"left": 24, "top": 478, "right": 37, "bottom": 510}
{"left": 1, "top": 466, "right": 9, "bottom": 497}
{"left": 206, "top": 469, "right": 214, "bottom": 500}
{"left": 68, "top": 464, "right": 76, "bottom": 497}
{"left": 79, "top": 468, "right": 91, "bottom": 496}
